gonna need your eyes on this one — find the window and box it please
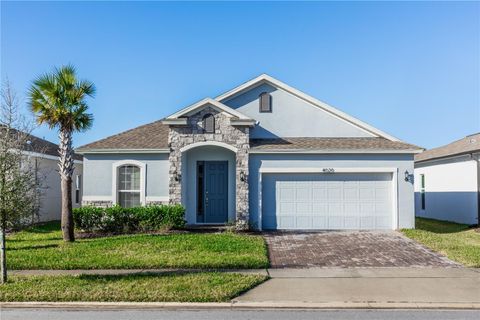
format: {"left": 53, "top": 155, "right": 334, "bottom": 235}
{"left": 259, "top": 92, "right": 272, "bottom": 112}
{"left": 75, "top": 175, "right": 82, "bottom": 204}
{"left": 420, "top": 174, "right": 426, "bottom": 210}
{"left": 203, "top": 113, "right": 215, "bottom": 133}
{"left": 117, "top": 165, "right": 141, "bottom": 208}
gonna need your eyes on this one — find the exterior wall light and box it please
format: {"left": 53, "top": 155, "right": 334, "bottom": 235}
{"left": 174, "top": 170, "right": 181, "bottom": 182}
{"left": 404, "top": 170, "right": 410, "bottom": 182}
{"left": 240, "top": 171, "right": 246, "bottom": 182}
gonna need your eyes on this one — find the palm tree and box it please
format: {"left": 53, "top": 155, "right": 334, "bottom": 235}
{"left": 29, "top": 65, "right": 95, "bottom": 242}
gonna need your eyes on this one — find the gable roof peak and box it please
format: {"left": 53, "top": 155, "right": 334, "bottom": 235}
{"left": 215, "top": 74, "right": 402, "bottom": 142}
{"left": 162, "top": 97, "right": 253, "bottom": 125}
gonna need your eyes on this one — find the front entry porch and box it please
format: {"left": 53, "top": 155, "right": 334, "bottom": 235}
{"left": 180, "top": 145, "right": 237, "bottom": 226}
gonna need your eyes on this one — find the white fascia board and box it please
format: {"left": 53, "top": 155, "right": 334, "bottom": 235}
{"left": 259, "top": 166, "right": 397, "bottom": 173}
{"left": 215, "top": 74, "right": 401, "bottom": 142}
{"left": 415, "top": 153, "right": 476, "bottom": 166}
{"left": 76, "top": 148, "right": 169, "bottom": 155}
{"left": 250, "top": 149, "right": 423, "bottom": 154}
{"left": 165, "top": 98, "right": 252, "bottom": 120}
{"left": 161, "top": 119, "right": 188, "bottom": 125}
{"left": 229, "top": 119, "right": 256, "bottom": 126}
{"left": 21, "top": 150, "right": 83, "bottom": 164}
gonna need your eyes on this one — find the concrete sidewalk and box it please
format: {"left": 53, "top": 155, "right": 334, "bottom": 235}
{"left": 5, "top": 267, "right": 480, "bottom": 309}
{"left": 234, "top": 267, "right": 480, "bottom": 307}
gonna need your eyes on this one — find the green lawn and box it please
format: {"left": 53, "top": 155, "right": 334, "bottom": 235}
{"left": 402, "top": 218, "right": 480, "bottom": 267}
{"left": 0, "top": 273, "right": 267, "bottom": 302}
{"left": 7, "top": 222, "right": 269, "bottom": 270}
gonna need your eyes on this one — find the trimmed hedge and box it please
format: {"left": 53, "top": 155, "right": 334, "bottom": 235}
{"left": 73, "top": 205, "right": 186, "bottom": 233}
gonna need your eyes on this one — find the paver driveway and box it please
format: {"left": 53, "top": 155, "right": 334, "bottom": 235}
{"left": 264, "top": 231, "right": 459, "bottom": 268}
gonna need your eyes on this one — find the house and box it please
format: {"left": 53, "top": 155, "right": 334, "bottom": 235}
{"left": 76, "top": 74, "right": 422, "bottom": 230}
{"left": 414, "top": 133, "right": 480, "bottom": 225}
{"left": 23, "top": 133, "right": 83, "bottom": 222}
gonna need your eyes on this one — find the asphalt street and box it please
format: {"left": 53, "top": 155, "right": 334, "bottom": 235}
{"left": 1, "top": 308, "right": 479, "bottom": 320}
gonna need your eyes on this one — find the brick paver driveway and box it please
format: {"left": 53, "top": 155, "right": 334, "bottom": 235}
{"left": 264, "top": 231, "right": 459, "bottom": 268}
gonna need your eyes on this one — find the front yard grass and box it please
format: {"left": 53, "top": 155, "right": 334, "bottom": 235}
{"left": 0, "top": 272, "right": 267, "bottom": 302}
{"left": 402, "top": 218, "right": 480, "bottom": 267}
{"left": 7, "top": 222, "right": 269, "bottom": 270}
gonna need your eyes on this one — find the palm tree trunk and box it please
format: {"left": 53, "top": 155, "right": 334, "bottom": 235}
{"left": 59, "top": 129, "right": 75, "bottom": 242}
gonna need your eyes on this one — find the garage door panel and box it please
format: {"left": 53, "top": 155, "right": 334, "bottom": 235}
{"left": 345, "top": 216, "right": 360, "bottom": 229}
{"left": 344, "top": 203, "right": 359, "bottom": 214}
{"left": 279, "top": 202, "right": 295, "bottom": 214}
{"left": 262, "top": 172, "right": 393, "bottom": 230}
{"left": 296, "top": 202, "right": 311, "bottom": 214}
{"left": 375, "top": 217, "right": 391, "bottom": 229}
{"left": 343, "top": 188, "right": 358, "bottom": 200}
{"left": 312, "top": 203, "right": 327, "bottom": 214}
{"left": 327, "top": 188, "right": 342, "bottom": 199}
{"left": 328, "top": 203, "right": 343, "bottom": 215}
{"left": 312, "top": 187, "right": 327, "bottom": 200}
{"left": 279, "top": 186, "right": 295, "bottom": 200}
{"left": 359, "top": 202, "right": 375, "bottom": 214}
{"left": 359, "top": 188, "right": 375, "bottom": 199}
{"left": 296, "top": 185, "right": 311, "bottom": 201}
{"left": 360, "top": 217, "right": 375, "bottom": 229}
{"left": 296, "top": 216, "right": 313, "bottom": 229}
{"left": 312, "top": 216, "right": 327, "bottom": 228}
{"left": 279, "top": 216, "right": 295, "bottom": 229}
{"left": 328, "top": 216, "right": 344, "bottom": 229}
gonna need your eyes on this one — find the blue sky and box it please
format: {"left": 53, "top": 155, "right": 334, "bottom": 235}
{"left": 1, "top": 1, "right": 479, "bottom": 149}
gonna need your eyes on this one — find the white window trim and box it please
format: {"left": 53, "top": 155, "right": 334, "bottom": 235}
{"left": 257, "top": 166, "right": 399, "bottom": 231}
{"left": 112, "top": 160, "right": 146, "bottom": 206}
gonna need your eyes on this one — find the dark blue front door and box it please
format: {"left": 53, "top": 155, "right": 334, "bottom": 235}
{"left": 204, "top": 161, "right": 228, "bottom": 223}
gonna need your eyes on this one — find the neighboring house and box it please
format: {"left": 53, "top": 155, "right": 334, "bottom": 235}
{"left": 414, "top": 133, "right": 480, "bottom": 225}
{"left": 23, "top": 133, "right": 83, "bottom": 222}
{"left": 76, "top": 74, "right": 422, "bottom": 230}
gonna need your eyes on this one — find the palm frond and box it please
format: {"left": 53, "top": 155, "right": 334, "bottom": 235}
{"left": 28, "top": 64, "right": 95, "bottom": 132}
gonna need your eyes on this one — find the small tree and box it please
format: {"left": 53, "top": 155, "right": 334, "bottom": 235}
{"left": 29, "top": 65, "right": 95, "bottom": 242}
{"left": 0, "top": 80, "right": 41, "bottom": 283}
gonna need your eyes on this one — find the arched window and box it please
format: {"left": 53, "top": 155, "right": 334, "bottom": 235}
{"left": 259, "top": 92, "right": 272, "bottom": 112}
{"left": 203, "top": 113, "right": 215, "bottom": 133}
{"left": 117, "top": 165, "right": 141, "bottom": 208}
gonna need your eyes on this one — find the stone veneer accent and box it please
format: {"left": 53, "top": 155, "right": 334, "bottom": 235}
{"left": 82, "top": 200, "right": 168, "bottom": 207}
{"left": 146, "top": 200, "right": 169, "bottom": 206}
{"left": 81, "top": 200, "right": 112, "bottom": 208}
{"left": 167, "top": 105, "right": 250, "bottom": 229}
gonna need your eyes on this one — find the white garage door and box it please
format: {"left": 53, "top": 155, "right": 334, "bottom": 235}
{"left": 262, "top": 173, "right": 393, "bottom": 230}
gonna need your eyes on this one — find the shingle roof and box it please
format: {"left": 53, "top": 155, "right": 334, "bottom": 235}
{"left": 76, "top": 120, "right": 169, "bottom": 151}
{"left": 250, "top": 137, "right": 422, "bottom": 152}
{"left": 1, "top": 126, "right": 82, "bottom": 160}
{"left": 76, "top": 123, "right": 421, "bottom": 154}
{"left": 415, "top": 133, "right": 480, "bottom": 162}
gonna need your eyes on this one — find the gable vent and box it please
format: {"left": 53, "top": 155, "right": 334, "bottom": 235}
{"left": 259, "top": 92, "right": 272, "bottom": 113}
{"left": 203, "top": 114, "right": 215, "bottom": 133}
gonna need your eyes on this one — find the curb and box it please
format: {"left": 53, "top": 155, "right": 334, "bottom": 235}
{"left": 1, "top": 301, "right": 479, "bottom": 310}
{"left": 9, "top": 269, "right": 270, "bottom": 276}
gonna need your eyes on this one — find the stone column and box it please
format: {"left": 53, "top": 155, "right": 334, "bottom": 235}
{"left": 168, "top": 127, "right": 182, "bottom": 204}
{"left": 235, "top": 131, "right": 250, "bottom": 230}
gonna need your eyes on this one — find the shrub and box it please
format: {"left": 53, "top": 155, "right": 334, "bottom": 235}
{"left": 73, "top": 204, "right": 186, "bottom": 233}
{"left": 73, "top": 206, "right": 103, "bottom": 232}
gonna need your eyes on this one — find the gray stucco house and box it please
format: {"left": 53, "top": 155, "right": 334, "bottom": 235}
{"left": 76, "top": 74, "right": 422, "bottom": 230}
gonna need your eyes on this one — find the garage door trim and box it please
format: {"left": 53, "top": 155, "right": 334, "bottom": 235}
{"left": 258, "top": 167, "right": 399, "bottom": 231}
